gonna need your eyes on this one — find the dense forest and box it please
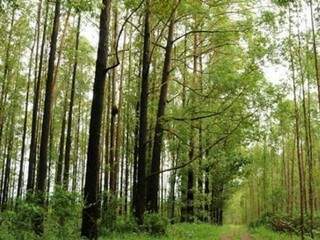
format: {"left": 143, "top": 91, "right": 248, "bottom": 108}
{"left": 0, "top": 0, "right": 320, "bottom": 239}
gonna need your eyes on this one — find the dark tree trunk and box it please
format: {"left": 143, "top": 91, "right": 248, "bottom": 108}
{"left": 64, "top": 13, "right": 81, "bottom": 190}
{"left": 132, "top": 100, "right": 139, "bottom": 214}
{"left": 0, "top": 137, "right": 9, "bottom": 205}
{"left": 147, "top": 13, "right": 176, "bottom": 213}
{"left": 168, "top": 150, "right": 177, "bottom": 222}
{"left": 53, "top": 9, "right": 71, "bottom": 84}
{"left": 186, "top": 166, "right": 194, "bottom": 222}
{"left": 27, "top": 0, "right": 48, "bottom": 195}
{"left": 1, "top": 117, "right": 14, "bottom": 210}
{"left": 34, "top": 0, "right": 61, "bottom": 235}
{"left": 109, "top": 5, "right": 118, "bottom": 197}
{"left": 81, "top": 0, "right": 111, "bottom": 238}
{"left": 134, "top": 0, "right": 151, "bottom": 224}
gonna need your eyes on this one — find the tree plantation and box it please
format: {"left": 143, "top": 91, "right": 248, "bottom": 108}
{"left": 1, "top": 0, "right": 320, "bottom": 239}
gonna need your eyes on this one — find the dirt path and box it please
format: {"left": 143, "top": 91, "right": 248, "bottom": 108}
{"left": 240, "top": 233, "right": 253, "bottom": 240}
{"left": 219, "top": 226, "right": 253, "bottom": 240}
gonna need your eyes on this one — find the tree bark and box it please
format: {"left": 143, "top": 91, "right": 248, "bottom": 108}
{"left": 134, "top": 0, "right": 151, "bottom": 225}
{"left": 147, "top": 10, "right": 176, "bottom": 213}
{"left": 64, "top": 13, "right": 81, "bottom": 190}
{"left": 81, "top": 0, "right": 111, "bottom": 238}
{"left": 27, "top": 0, "right": 48, "bottom": 195}
{"left": 34, "top": 0, "right": 61, "bottom": 234}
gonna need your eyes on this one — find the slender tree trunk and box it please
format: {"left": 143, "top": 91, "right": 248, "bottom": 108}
{"left": 147, "top": 9, "right": 176, "bottom": 213}
{"left": 289, "top": 13, "right": 304, "bottom": 238}
{"left": 53, "top": 9, "right": 71, "bottom": 84}
{"left": 134, "top": 0, "right": 151, "bottom": 224}
{"left": 81, "top": 0, "right": 111, "bottom": 238}
{"left": 64, "top": 13, "right": 81, "bottom": 189}
{"left": 109, "top": 4, "right": 118, "bottom": 197}
{"left": 55, "top": 83, "right": 69, "bottom": 186}
{"left": 297, "top": 30, "right": 314, "bottom": 237}
{"left": 1, "top": 116, "right": 15, "bottom": 210}
{"left": 27, "top": 0, "right": 48, "bottom": 195}
{"left": 34, "top": 0, "right": 61, "bottom": 234}
{"left": 72, "top": 99, "right": 81, "bottom": 192}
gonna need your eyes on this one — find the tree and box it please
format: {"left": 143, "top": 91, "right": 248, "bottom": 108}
{"left": 34, "top": 0, "right": 61, "bottom": 234}
{"left": 134, "top": 0, "right": 151, "bottom": 225}
{"left": 81, "top": 0, "right": 111, "bottom": 238}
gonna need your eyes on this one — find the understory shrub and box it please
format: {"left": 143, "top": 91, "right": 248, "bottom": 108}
{"left": 249, "top": 212, "right": 320, "bottom": 238}
{"left": 0, "top": 200, "right": 42, "bottom": 240}
{"left": 0, "top": 190, "right": 82, "bottom": 240}
{"left": 143, "top": 213, "right": 168, "bottom": 235}
{"left": 45, "top": 188, "right": 82, "bottom": 239}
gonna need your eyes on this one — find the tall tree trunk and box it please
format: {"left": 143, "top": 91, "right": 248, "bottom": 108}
{"left": 289, "top": 11, "right": 304, "bottom": 239}
{"left": 81, "top": 0, "right": 111, "bottom": 238}
{"left": 1, "top": 115, "right": 15, "bottom": 210}
{"left": 134, "top": 0, "right": 151, "bottom": 225}
{"left": 55, "top": 82, "right": 69, "bottom": 186}
{"left": 147, "top": 9, "right": 176, "bottom": 213}
{"left": 27, "top": 0, "right": 48, "bottom": 195}
{"left": 297, "top": 30, "right": 314, "bottom": 238}
{"left": 34, "top": 0, "right": 61, "bottom": 234}
{"left": 53, "top": 9, "right": 71, "bottom": 84}
{"left": 64, "top": 13, "right": 81, "bottom": 189}
{"left": 109, "top": 4, "right": 118, "bottom": 197}
{"left": 72, "top": 99, "right": 81, "bottom": 192}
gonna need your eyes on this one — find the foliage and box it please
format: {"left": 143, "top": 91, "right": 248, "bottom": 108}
{"left": 142, "top": 213, "right": 168, "bottom": 235}
{"left": 0, "top": 201, "right": 41, "bottom": 240}
{"left": 0, "top": 191, "right": 82, "bottom": 240}
{"left": 46, "top": 188, "right": 82, "bottom": 239}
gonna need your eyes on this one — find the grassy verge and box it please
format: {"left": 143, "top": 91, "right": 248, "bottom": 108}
{"left": 101, "top": 223, "right": 230, "bottom": 239}
{"left": 250, "top": 227, "right": 303, "bottom": 240}
{"left": 101, "top": 224, "right": 308, "bottom": 240}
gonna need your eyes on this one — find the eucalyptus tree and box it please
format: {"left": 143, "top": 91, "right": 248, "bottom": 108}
{"left": 81, "top": 0, "right": 111, "bottom": 238}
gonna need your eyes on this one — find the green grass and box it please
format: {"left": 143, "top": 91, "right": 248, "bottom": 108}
{"left": 101, "top": 224, "right": 305, "bottom": 240}
{"left": 250, "top": 227, "right": 307, "bottom": 240}
{"left": 101, "top": 223, "right": 230, "bottom": 239}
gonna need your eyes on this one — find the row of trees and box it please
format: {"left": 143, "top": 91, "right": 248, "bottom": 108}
{"left": 0, "top": 0, "right": 302, "bottom": 239}
{"left": 237, "top": 1, "right": 320, "bottom": 239}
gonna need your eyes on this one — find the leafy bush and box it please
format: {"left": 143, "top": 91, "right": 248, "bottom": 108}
{"left": 0, "top": 200, "right": 41, "bottom": 240}
{"left": 45, "top": 188, "right": 82, "bottom": 239}
{"left": 249, "top": 212, "right": 320, "bottom": 238}
{"left": 115, "top": 216, "right": 139, "bottom": 233}
{"left": 143, "top": 213, "right": 168, "bottom": 235}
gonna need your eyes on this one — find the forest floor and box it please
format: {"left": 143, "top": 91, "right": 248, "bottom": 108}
{"left": 102, "top": 224, "right": 302, "bottom": 239}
